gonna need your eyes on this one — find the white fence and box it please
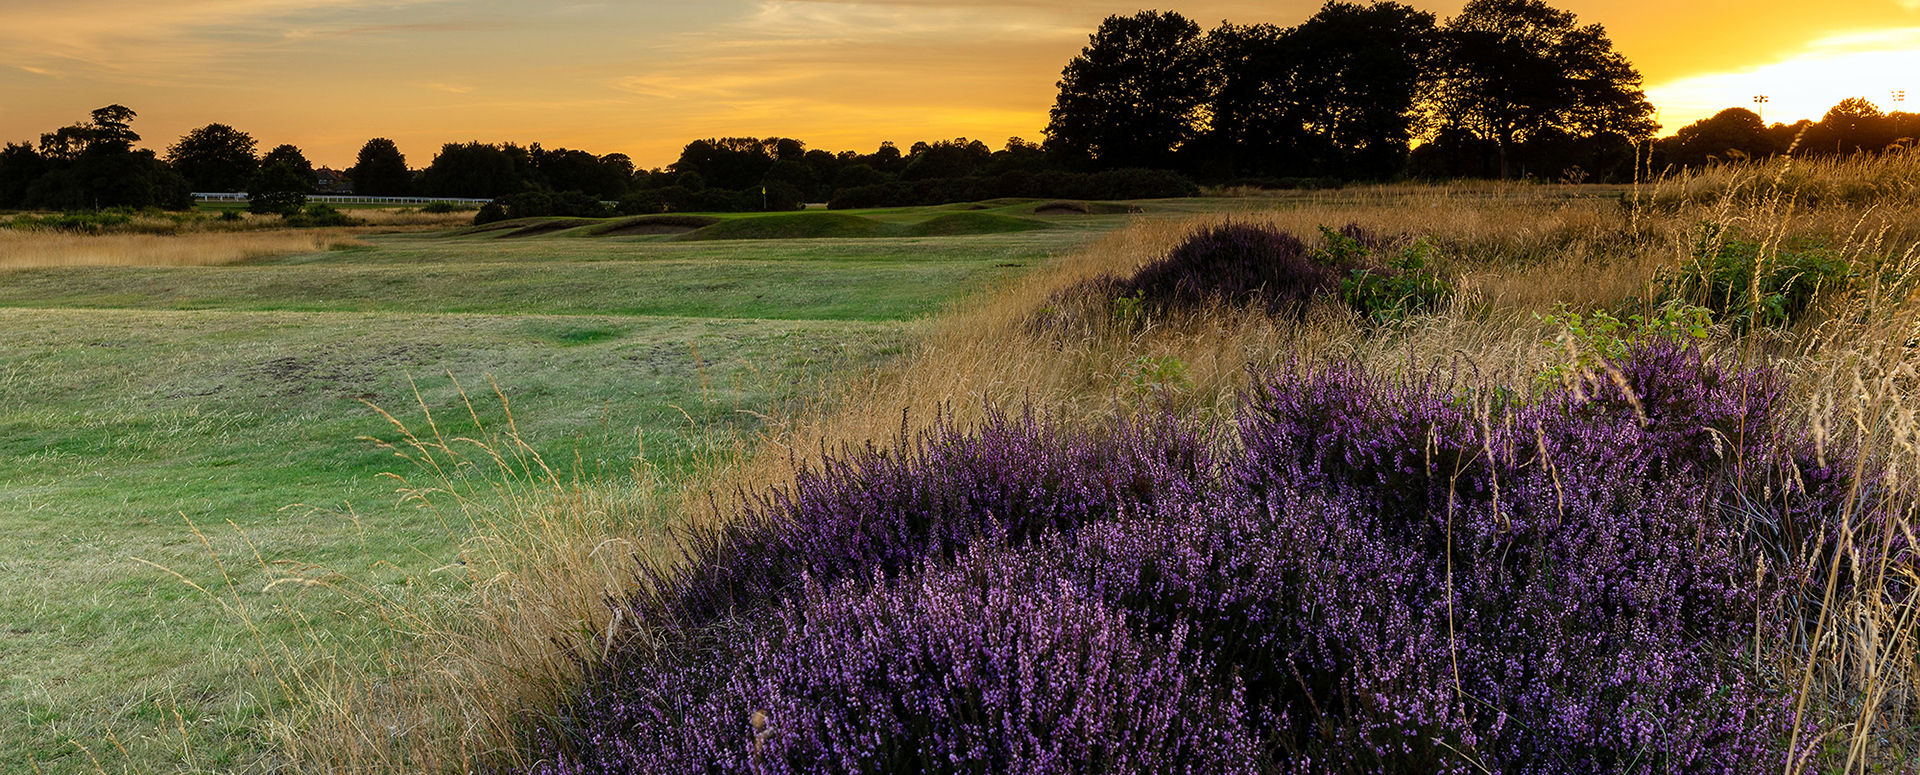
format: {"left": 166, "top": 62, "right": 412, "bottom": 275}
{"left": 193, "top": 193, "right": 493, "bottom": 205}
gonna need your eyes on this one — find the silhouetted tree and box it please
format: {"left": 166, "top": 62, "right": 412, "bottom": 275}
{"left": 903, "top": 138, "right": 990, "bottom": 181}
{"left": 1664, "top": 108, "right": 1774, "bottom": 166}
{"left": 248, "top": 161, "right": 310, "bottom": 214}
{"left": 1045, "top": 10, "right": 1207, "bottom": 170}
{"left": 530, "top": 145, "right": 628, "bottom": 199}
{"left": 260, "top": 144, "right": 315, "bottom": 183}
{"left": 671, "top": 138, "right": 778, "bottom": 191}
{"left": 1194, "top": 22, "right": 1293, "bottom": 178}
{"left": 0, "top": 143, "right": 45, "bottom": 209}
{"left": 1806, "top": 97, "right": 1893, "bottom": 155}
{"left": 422, "top": 142, "right": 533, "bottom": 198}
{"left": 1287, "top": 2, "right": 1440, "bottom": 178}
{"left": 21, "top": 105, "right": 189, "bottom": 210}
{"left": 167, "top": 124, "right": 258, "bottom": 192}
{"left": 349, "top": 138, "right": 411, "bottom": 196}
{"left": 1430, "top": 0, "right": 1655, "bottom": 178}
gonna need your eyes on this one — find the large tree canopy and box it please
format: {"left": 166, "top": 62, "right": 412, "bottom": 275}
{"left": 1200, "top": 2, "right": 1437, "bottom": 180}
{"left": 1667, "top": 108, "right": 1773, "bottom": 166}
{"left": 348, "top": 138, "right": 411, "bottom": 196}
{"left": 1044, "top": 10, "right": 1208, "bottom": 170}
{"left": 167, "top": 124, "right": 258, "bottom": 192}
{"left": 1431, "top": 0, "right": 1655, "bottom": 178}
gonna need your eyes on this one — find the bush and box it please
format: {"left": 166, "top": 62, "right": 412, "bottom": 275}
{"left": 1331, "top": 230, "right": 1453, "bottom": 321}
{"left": 281, "top": 203, "right": 359, "bottom": 227}
{"left": 1659, "top": 223, "right": 1853, "bottom": 330}
{"left": 473, "top": 190, "right": 614, "bottom": 225}
{"left": 420, "top": 200, "right": 473, "bottom": 213}
{"left": 1065, "top": 223, "right": 1450, "bottom": 323}
{"left": 3, "top": 209, "right": 135, "bottom": 233}
{"left": 521, "top": 341, "right": 1851, "bottom": 773}
{"left": 248, "top": 161, "right": 311, "bottom": 215}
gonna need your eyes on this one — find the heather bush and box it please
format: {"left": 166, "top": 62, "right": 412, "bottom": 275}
{"left": 1113, "top": 222, "right": 1331, "bottom": 317}
{"left": 541, "top": 543, "right": 1259, "bottom": 774}
{"left": 525, "top": 341, "right": 1855, "bottom": 773}
{"left": 1051, "top": 223, "right": 1450, "bottom": 327}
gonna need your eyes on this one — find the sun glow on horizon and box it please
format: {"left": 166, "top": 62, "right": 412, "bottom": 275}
{"left": 1646, "top": 27, "right": 1920, "bottom": 134}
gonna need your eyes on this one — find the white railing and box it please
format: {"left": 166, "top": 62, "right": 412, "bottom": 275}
{"left": 192, "top": 193, "right": 494, "bottom": 205}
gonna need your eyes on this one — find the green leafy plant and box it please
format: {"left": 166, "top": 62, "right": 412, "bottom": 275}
{"left": 1660, "top": 222, "right": 1852, "bottom": 330}
{"left": 1537, "top": 301, "right": 1714, "bottom": 385}
{"left": 1338, "top": 237, "right": 1451, "bottom": 322}
{"left": 1126, "top": 355, "right": 1189, "bottom": 395}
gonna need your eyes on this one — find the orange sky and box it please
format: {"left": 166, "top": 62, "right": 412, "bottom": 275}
{"left": 1, "top": 1, "right": 1916, "bottom": 170}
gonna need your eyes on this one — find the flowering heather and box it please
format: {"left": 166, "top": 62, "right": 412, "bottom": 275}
{"left": 1110, "top": 222, "right": 1341, "bottom": 317}
{"left": 521, "top": 341, "right": 1856, "bottom": 774}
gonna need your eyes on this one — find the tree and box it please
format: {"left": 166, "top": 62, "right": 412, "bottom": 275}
{"left": 167, "top": 124, "right": 258, "bottom": 192}
{"left": 530, "top": 145, "right": 628, "bottom": 199}
{"left": 20, "top": 105, "right": 189, "bottom": 210}
{"left": 1665, "top": 107, "right": 1774, "bottom": 166}
{"left": 1044, "top": 10, "right": 1208, "bottom": 170}
{"left": 422, "top": 142, "right": 533, "bottom": 198}
{"left": 1195, "top": 22, "right": 1293, "bottom": 178}
{"left": 261, "top": 144, "right": 315, "bottom": 183}
{"left": 248, "top": 161, "right": 310, "bottom": 214}
{"left": 0, "top": 143, "right": 45, "bottom": 209}
{"left": 1431, "top": 0, "right": 1655, "bottom": 178}
{"left": 349, "top": 138, "right": 411, "bottom": 196}
{"left": 1806, "top": 97, "right": 1892, "bottom": 155}
{"left": 1282, "top": 2, "right": 1440, "bottom": 179}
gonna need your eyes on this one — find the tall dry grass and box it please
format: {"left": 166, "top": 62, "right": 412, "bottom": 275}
{"left": 0, "top": 228, "right": 369, "bottom": 268}
{"left": 247, "top": 158, "right": 1920, "bottom": 772}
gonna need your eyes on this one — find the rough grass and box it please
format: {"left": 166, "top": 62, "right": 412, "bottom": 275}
{"left": 0, "top": 229, "right": 369, "bottom": 268}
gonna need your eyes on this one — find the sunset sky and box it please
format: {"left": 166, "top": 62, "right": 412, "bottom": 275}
{"left": 1, "top": 1, "right": 1916, "bottom": 170}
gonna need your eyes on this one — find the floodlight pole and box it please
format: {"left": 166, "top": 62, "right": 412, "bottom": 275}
{"left": 1753, "top": 95, "right": 1770, "bottom": 123}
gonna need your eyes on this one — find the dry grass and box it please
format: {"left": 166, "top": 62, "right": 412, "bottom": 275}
{"left": 0, "top": 228, "right": 370, "bottom": 268}
{"left": 255, "top": 167, "right": 1919, "bottom": 772}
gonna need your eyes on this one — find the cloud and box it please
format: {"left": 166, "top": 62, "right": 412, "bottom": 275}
{"left": 1646, "top": 26, "right": 1920, "bottom": 131}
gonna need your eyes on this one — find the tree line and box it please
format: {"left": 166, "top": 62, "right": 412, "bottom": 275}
{"left": 3, "top": 0, "right": 1914, "bottom": 218}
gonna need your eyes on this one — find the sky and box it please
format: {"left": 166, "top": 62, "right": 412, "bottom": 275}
{"left": 1, "top": 0, "right": 1916, "bottom": 170}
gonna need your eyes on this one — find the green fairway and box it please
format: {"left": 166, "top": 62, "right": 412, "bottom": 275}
{"left": 0, "top": 208, "right": 1111, "bottom": 773}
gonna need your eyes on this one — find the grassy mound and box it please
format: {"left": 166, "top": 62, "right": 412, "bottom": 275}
{"left": 589, "top": 214, "right": 722, "bottom": 237}
{"left": 1032, "top": 200, "right": 1143, "bottom": 216}
{"left": 904, "top": 212, "right": 1052, "bottom": 237}
{"left": 678, "top": 213, "right": 889, "bottom": 241}
{"left": 497, "top": 218, "right": 601, "bottom": 238}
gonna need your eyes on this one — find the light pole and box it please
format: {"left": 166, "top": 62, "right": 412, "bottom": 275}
{"left": 1895, "top": 90, "right": 1908, "bottom": 109}
{"left": 1753, "top": 94, "right": 1770, "bottom": 123}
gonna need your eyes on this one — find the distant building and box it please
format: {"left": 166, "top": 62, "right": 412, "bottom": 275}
{"left": 314, "top": 167, "right": 353, "bottom": 193}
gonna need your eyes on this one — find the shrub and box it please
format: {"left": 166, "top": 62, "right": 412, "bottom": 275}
{"left": 1113, "top": 222, "right": 1331, "bottom": 317}
{"left": 1333, "top": 232, "right": 1453, "bottom": 321}
{"left": 420, "top": 200, "right": 472, "bottom": 213}
{"left": 475, "top": 190, "right": 615, "bottom": 225}
{"left": 281, "top": 203, "right": 359, "bottom": 227}
{"left": 521, "top": 341, "right": 1852, "bottom": 773}
{"left": 3, "top": 209, "right": 135, "bottom": 233}
{"left": 540, "top": 544, "right": 1258, "bottom": 774}
{"left": 1660, "top": 223, "right": 1852, "bottom": 330}
{"left": 1068, "top": 223, "right": 1450, "bottom": 323}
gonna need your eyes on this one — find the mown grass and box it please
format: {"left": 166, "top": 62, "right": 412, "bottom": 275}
{"left": 0, "top": 203, "right": 1104, "bottom": 774}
